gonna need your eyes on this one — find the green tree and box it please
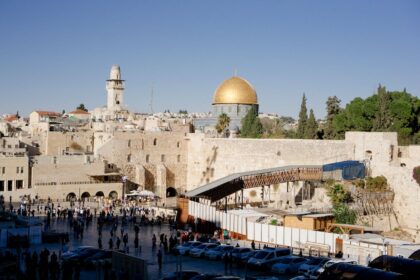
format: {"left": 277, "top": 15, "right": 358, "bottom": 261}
{"left": 241, "top": 107, "right": 263, "bottom": 138}
{"left": 324, "top": 96, "right": 341, "bottom": 139}
{"left": 215, "top": 113, "right": 230, "bottom": 135}
{"left": 333, "top": 204, "right": 357, "bottom": 225}
{"left": 373, "top": 84, "right": 392, "bottom": 131}
{"left": 297, "top": 94, "right": 308, "bottom": 138}
{"left": 305, "top": 109, "right": 318, "bottom": 139}
{"left": 77, "top": 103, "right": 88, "bottom": 112}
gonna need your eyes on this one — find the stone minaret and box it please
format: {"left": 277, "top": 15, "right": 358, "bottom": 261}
{"left": 106, "top": 65, "right": 125, "bottom": 111}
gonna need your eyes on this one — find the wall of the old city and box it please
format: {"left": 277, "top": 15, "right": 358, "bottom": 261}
{"left": 185, "top": 133, "right": 354, "bottom": 189}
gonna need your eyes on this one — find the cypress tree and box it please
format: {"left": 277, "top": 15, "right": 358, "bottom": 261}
{"left": 324, "top": 96, "right": 341, "bottom": 139}
{"left": 305, "top": 109, "right": 318, "bottom": 139}
{"left": 373, "top": 84, "right": 392, "bottom": 131}
{"left": 297, "top": 94, "right": 308, "bottom": 138}
{"left": 241, "top": 106, "right": 262, "bottom": 138}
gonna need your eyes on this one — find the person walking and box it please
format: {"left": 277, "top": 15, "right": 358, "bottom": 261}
{"left": 152, "top": 234, "right": 157, "bottom": 249}
{"left": 98, "top": 236, "right": 102, "bottom": 249}
{"left": 116, "top": 237, "right": 121, "bottom": 250}
{"left": 134, "top": 236, "right": 139, "bottom": 255}
{"left": 123, "top": 233, "right": 128, "bottom": 249}
{"left": 157, "top": 249, "right": 163, "bottom": 270}
{"left": 109, "top": 238, "right": 114, "bottom": 250}
{"left": 251, "top": 240, "right": 255, "bottom": 250}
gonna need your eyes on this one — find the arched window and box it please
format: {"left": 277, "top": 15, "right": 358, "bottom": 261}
{"left": 146, "top": 155, "right": 150, "bottom": 163}
{"left": 177, "top": 142, "right": 180, "bottom": 148}
{"left": 153, "top": 138, "right": 157, "bottom": 146}
{"left": 161, "top": 154, "right": 165, "bottom": 162}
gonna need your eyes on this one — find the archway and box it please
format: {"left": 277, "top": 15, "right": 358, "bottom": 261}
{"left": 166, "top": 187, "right": 177, "bottom": 198}
{"left": 109, "top": 191, "right": 118, "bottom": 199}
{"left": 66, "top": 193, "right": 76, "bottom": 201}
{"left": 81, "top": 192, "right": 91, "bottom": 200}
{"left": 95, "top": 191, "right": 104, "bottom": 197}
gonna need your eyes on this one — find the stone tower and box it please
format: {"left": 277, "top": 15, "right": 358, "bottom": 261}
{"left": 106, "top": 65, "right": 125, "bottom": 111}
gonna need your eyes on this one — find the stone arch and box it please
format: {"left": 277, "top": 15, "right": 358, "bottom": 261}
{"left": 166, "top": 187, "right": 177, "bottom": 197}
{"left": 81, "top": 192, "right": 91, "bottom": 199}
{"left": 95, "top": 191, "right": 104, "bottom": 197}
{"left": 66, "top": 192, "right": 76, "bottom": 201}
{"left": 109, "top": 191, "right": 118, "bottom": 199}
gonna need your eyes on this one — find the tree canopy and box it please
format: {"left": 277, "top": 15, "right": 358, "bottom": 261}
{"left": 327, "top": 86, "right": 420, "bottom": 144}
{"left": 77, "top": 103, "right": 88, "bottom": 112}
{"left": 240, "top": 106, "right": 263, "bottom": 138}
{"left": 215, "top": 113, "right": 230, "bottom": 135}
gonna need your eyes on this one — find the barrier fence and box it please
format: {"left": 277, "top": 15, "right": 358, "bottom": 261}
{"left": 188, "top": 200, "right": 346, "bottom": 253}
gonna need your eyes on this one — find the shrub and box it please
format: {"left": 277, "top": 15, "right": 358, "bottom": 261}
{"left": 414, "top": 166, "right": 420, "bottom": 185}
{"left": 327, "top": 184, "right": 352, "bottom": 205}
{"left": 333, "top": 204, "right": 357, "bottom": 225}
{"left": 365, "top": 176, "right": 388, "bottom": 191}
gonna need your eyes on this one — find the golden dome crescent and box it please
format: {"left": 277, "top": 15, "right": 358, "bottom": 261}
{"left": 212, "top": 76, "right": 258, "bottom": 105}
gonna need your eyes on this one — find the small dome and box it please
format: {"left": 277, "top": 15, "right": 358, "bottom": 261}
{"left": 109, "top": 65, "right": 121, "bottom": 80}
{"left": 213, "top": 76, "right": 258, "bottom": 105}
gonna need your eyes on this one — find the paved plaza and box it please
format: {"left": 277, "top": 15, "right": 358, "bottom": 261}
{"left": 16, "top": 214, "right": 292, "bottom": 280}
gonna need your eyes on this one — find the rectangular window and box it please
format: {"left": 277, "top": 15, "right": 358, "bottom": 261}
{"left": 177, "top": 155, "right": 181, "bottom": 163}
{"left": 16, "top": 180, "right": 23, "bottom": 189}
{"left": 16, "top": 167, "right": 19, "bottom": 174}
{"left": 161, "top": 154, "right": 165, "bottom": 162}
{"left": 127, "top": 154, "right": 131, "bottom": 163}
{"left": 0, "top": 181, "right": 4, "bottom": 192}
{"left": 7, "top": 180, "right": 13, "bottom": 191}
{"left": 146, "top": 155, "right": 149, "bottom": 163}
{"left": 20, "top": 167, "right": 24, "bottom": 173}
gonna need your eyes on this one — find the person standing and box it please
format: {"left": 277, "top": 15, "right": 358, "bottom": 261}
{"left": 98, "top": 236, "right": 102, "bottom": 249}
{"left": 157, "top": 249, "right": 162, "bottom": 269}
{"left": 134, "top": 236, "right": 139, "bottom": 255}
{"left": 109, "top": 238, "right": 114, "bottom": 250}
{"left": 116, "top": 237, "right": 121, "bottom": 250}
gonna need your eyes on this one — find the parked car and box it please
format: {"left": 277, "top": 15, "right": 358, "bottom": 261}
{"left": 83, "top": 250, "right": 113, "bottom": 267}
{"left": 161, "top": 271, "right": 200, "bottom": 280}
{"left": 61, "top": 246, "right": 101, "bottom": 262}
{"left": 308, "top": 259, "right": 357, "bottom": 279}
{"left": 248, "top": 248, "right": 291, "bottom": 269}
{"left": 271, "top": 256, "right": 308, "bottom": 274}
{"left": 298, "top": 257, "right": 329, "bottom": 276}
{"left": 190, "top": 243, "right": 219, "bottom": 258}
{"left": 42, "top": 230, "right": 69, "bottom": 243}
{"left": 205, "top": 245, "right": 234, "bottom": 260}
{"left": 190, "top": 274, "right": 222, "bottom": 280}
{"left": 176, "top": 241, "right": 202, "bottom": 256}
{"left": 240, "top": 250, "right": 258, "bottom": 263}
{"left": 231, "top": 247, "right": 253, "bottom": 262}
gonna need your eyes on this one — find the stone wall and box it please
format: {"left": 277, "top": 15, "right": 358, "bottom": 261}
{"left": 45, "top": 131, "right": 94, "bottom": 155}
{"left": 95, "top": 130, "right": 189, "bottom": 195}
{"left": 30, "top": 155, "right": 122, "bottom": 200}
{"left": 185, "top": 133, "right": 354, "bottom": 189}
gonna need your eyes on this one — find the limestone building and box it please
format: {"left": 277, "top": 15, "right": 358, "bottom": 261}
{"left": 92, "top": 65, "right": 130, "bottom": 122}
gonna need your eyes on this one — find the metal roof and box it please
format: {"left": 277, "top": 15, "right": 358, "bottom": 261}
{"left": 185, "top": 165, "right": 322, "bottom": 202}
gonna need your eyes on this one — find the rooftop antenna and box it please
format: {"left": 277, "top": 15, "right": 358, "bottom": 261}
{"left": 149, "top": 84, "right": 154, "bottom": 114}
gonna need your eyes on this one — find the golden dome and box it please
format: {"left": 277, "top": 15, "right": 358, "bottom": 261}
{"left": 212, "top": 76, "right": 258, "bottom": 105}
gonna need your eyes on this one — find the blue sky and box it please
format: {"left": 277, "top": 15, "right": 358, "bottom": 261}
{"left": 0, "top": 0, "right": 419, "bottom": 118}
